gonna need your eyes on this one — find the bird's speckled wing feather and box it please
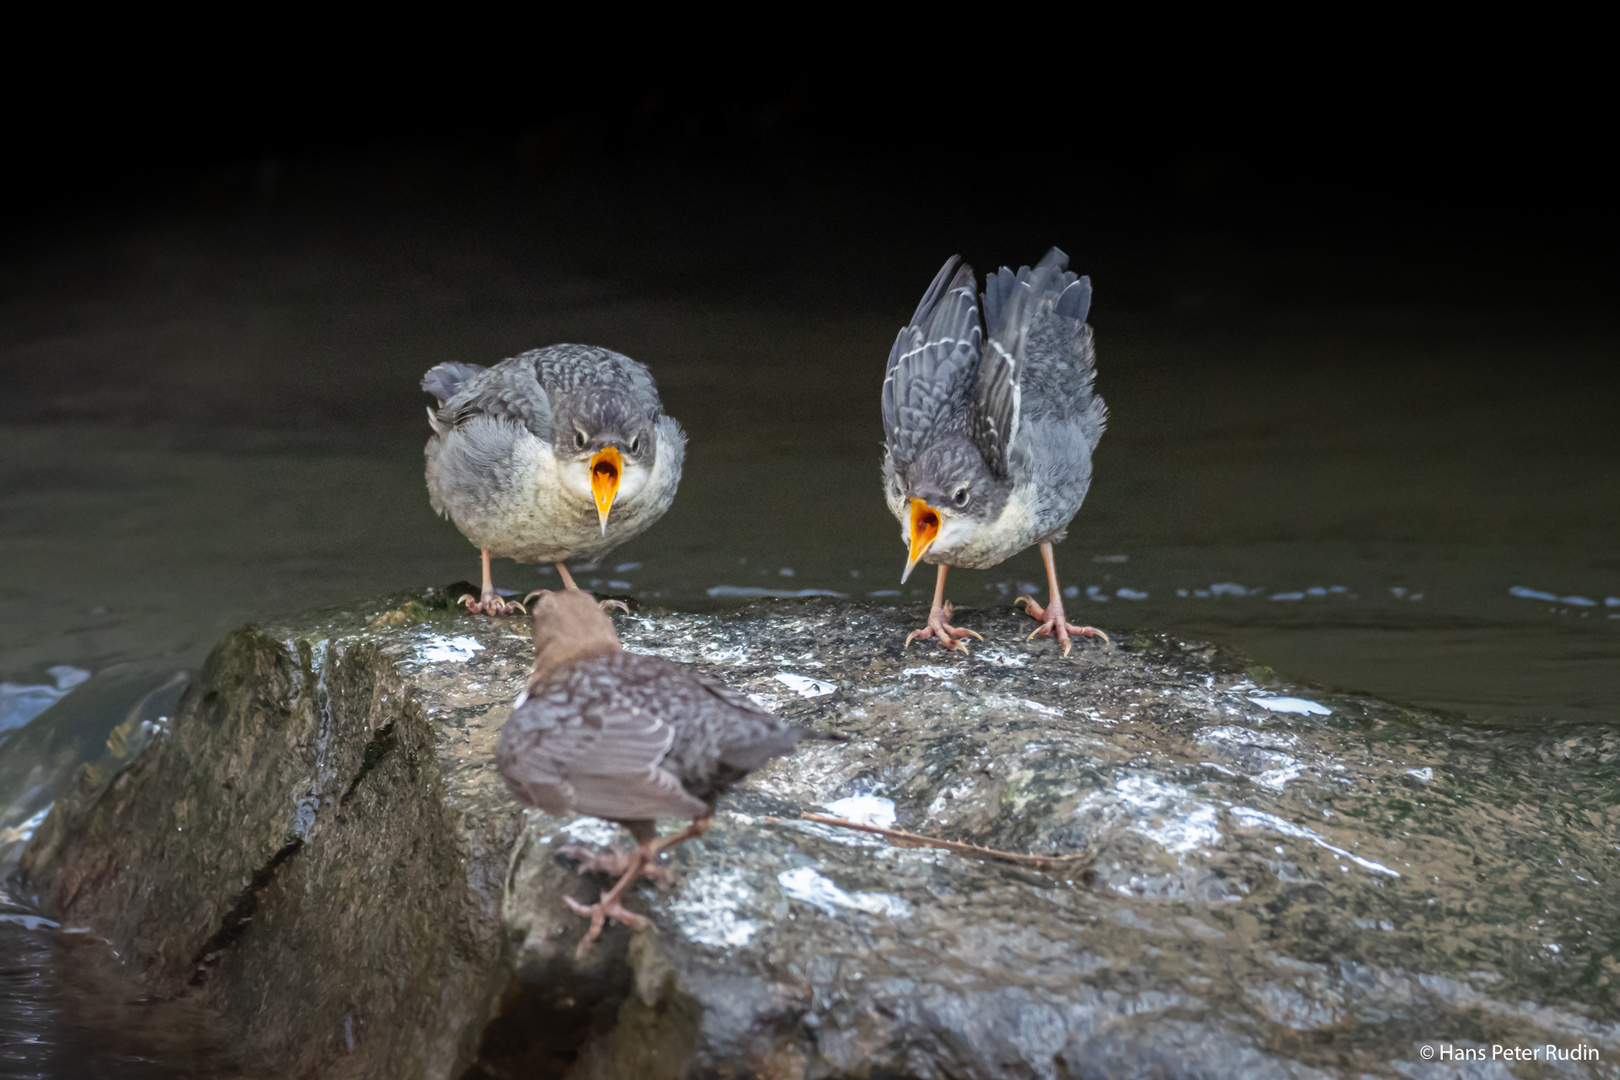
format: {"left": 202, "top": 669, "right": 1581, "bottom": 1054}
{"left": 495, "top": 651, "right": 806, "bottom": 822}
{"left": 882, "top": 257, "right": 982, "bottom": 468}
{"left": 424, "top": 354, "right": 553, "bottom": 440}
{"left": 495, "top": 657, "right": 707, "bottom": 821}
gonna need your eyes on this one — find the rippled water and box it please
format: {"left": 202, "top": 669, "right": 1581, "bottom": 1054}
{"left": 2, "top": 881, "right": 256, "bottom": 1078}
{"left": 1, "top": 166, "right": 1616, "bottom": 1075}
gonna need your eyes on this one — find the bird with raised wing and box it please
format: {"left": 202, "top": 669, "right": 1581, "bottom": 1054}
{"left": 495, "top": 590, "right": 830, "bottom": 953}
{"left": 422, "top": 344, "right": 684, "bottom": 615}
{"left": 881, "top": 248, "right": 1110, "bottom": 656}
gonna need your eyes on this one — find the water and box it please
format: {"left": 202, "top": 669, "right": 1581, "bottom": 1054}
{"left": 2, "top": 881, "right": 254, "bottom": 1078}
{"left": 3, "top": 236, "right": 1612, "bottom": 724}
{"left": 1, "top": 156, "right": 1616, "bottom": 1074}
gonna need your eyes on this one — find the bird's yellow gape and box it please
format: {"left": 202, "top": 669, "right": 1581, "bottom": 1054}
{"left": 903, "top": 499, "right": 941, "bottom": 583}
{"left": 590, "top": 446, "right": 623, "bottom": 534}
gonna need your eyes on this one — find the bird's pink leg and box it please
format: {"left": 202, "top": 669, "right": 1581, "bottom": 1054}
{"left": 648, "top": 815, "right": 711, "bottom": 857}
{"left": 1014, "top": 541, "right": 1111, "bottom": 657}
{"left": 554, "top": 562, "right": 579, "bottom": 590}
{"left": 460, "top": 549, "right": 528, "bottom": 616}
{"left": 904, "top": 565, "right": 983, "bottom": 653}
{"left": 564, "top": 817, "right": 712, "bottom": 955}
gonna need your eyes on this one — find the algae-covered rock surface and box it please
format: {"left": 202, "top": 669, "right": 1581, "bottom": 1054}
{"left": 16, "top": 591, "right": 1620, "bottom": 1079}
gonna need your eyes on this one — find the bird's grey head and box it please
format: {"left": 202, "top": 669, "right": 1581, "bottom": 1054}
{"left": 894, "top": 437, "right": 1011, "bottom": 581}
{"left": 553, "top": 388, "right": 659, "bottom": 533}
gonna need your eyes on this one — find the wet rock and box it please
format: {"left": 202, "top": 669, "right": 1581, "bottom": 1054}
{"left": 16, "top": 592, "right": 1620, "bottom": 1078}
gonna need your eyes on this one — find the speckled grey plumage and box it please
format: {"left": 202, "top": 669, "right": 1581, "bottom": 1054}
{"left": 494, "top": 593, "right": 813, "bottom": 832}
{"left": 422, "top": 344, "right": 684, "bottom": 564}
{"left": 497, "top": 649, "right": 808, "bottom": 825}
{"left": 881, "top": 248, "right": 1106, "bottom": 569}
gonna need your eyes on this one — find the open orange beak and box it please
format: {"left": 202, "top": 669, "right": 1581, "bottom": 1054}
{"left": 902, "top": 498, "right": 940, "bottom": 583}
{"left": 589, "top": 446, "right": 622, "bottom": 534}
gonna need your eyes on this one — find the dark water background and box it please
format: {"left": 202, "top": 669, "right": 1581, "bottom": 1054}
{"left": 4, "top": 154, "right": 1615, "bottom": 726}
{"left": 2, "top": 89, "right": 1616, "bottom": 1075}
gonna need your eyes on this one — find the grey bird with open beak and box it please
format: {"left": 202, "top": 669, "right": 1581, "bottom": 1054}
{"left": 496, "top": 590, "right": 829, "bottom": 954}
{"left": 881, "top": 248, "right": 1110, "bottom": 656}
{"left": 422, "top": 344, "right": 684, "bottom": 615}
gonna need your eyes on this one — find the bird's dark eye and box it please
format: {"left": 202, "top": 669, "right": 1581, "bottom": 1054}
{"left": 574, "top": 430, "right": 586, "bottom": 449}
{"left": 629, "top": 436, "right": 640, "bottom": 455}
{"left": 953, "top": 486, "right": 970, "bottom": 506}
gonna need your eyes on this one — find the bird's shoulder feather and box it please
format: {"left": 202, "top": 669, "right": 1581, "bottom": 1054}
{"left": 426, "top": 353, "right": 553, "bottom": 439}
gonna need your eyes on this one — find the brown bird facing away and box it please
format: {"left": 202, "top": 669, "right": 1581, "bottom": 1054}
{"left": 881, "top": 248, "right": 1110, "bottom": 656}
{"left": 495, "top": 590, "right": 829, "bottom": 953}
{"left": 422, "top": 345, "right": 685, "bottom": 616}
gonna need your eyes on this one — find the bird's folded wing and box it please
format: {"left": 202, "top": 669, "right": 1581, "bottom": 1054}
{"left": 496, "top": 691, "right": 683, "bottom": 815}
{"left": 882, "top": 256, "right": 982, "bottom": 465}
{"left": 567, "top": 767, "right": 709, "bottom": 821}
{"left": 430, "top": 357, "right": 553, "bottom": 439}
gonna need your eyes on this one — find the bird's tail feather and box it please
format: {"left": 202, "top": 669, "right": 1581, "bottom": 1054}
{"left": 797, "top": 729, "right": 848, "bottom": 742}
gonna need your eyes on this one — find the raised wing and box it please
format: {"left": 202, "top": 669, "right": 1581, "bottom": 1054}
{"left": 425, "top": 355, "right": 552, "bottom": 439}
{"left": 881, "top": 256, "right": 982, "bottom": 467}
{"left": 971, "top": 248, "right": 1089, "bottom": 476}
{"left": 980, "top": 250, "right": 1090, "bottom": 336}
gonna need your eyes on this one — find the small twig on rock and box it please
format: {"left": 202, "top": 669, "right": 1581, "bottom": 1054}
{"left": 799, "top": 813, "right": 1092, "bottom": 873}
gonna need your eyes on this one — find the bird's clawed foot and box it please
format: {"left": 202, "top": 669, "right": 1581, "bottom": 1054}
{"left": 459, "top": 591, "right": 527, "bottom": 617}
{"left": 903, "top": 601, "right": 984, "bottom": 653}
{"left": 564, "top": 892, "right": 651, "bottom": 955}
{"left": 1014, "top": 595, "right": 1110, "bottom": 657}
{"left": 558, "top": 844, "right": 668, "bottom": 884}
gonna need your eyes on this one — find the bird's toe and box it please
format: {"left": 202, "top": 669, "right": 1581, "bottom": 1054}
{"left": 459, "top": 592, "right": 527, "bottom": 617}
{"left": 1067, "top": 624, "right": 1111, "bottom": 646}
{"left": 558, "top": 844, "right": 635, "bottom": 877}
{"left": 905, "top": 610, "right": 976, "bottom": 653}
{"left": 1014, "top": 594, "right": 1051, "bottom": 621}
{"left": 564, "top": 892, "right": 651, "bottom": 956}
